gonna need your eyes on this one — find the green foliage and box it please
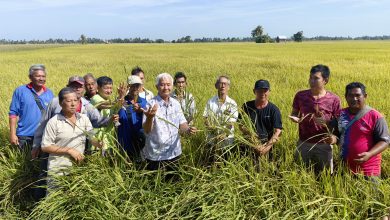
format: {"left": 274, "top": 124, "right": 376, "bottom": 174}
{"left": 293, "top": 31, "right": 304, "bottom": 42}
{"left": 251, "top": 25, "right": 264, "bottom": 38}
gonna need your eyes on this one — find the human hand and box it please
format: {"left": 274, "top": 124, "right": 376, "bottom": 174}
{"left": 288, "top": 115, "right": 301, "bottom": 123}
{"left": 31, "top": 147, "right": 41, "bottom": 159}
{"left": 354, "top": 152, "right": 372, "bottom": 163}
{"left": 68, "top": 148, "right": 85, "bottom": 162}
{"left": 117, "top": 82, "right": 128, "bottom": 100}
{"left": 10, "top": 133, "right": 19, "bottom": 146}
{"left": 324, "top": 135, "right": 337, "bottom": 145}
{"left": 143, "top": 104, "right": 158, "bottom": 119}
{"left": 133, "top": 103, "right": 143, "bottom": 113}
{"left": 188, "top": 126, "right": 197, "bottom": 135}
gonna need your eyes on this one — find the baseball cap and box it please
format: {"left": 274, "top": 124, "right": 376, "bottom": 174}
{"left": 127, "top": 75, "right": 143, "bottom": 85}
{"left": 254, "top": 80, "right": 270, "bottom": 90}
{"left": 68, "top": 76, "right": 85, "bottom": 85}
{"left": 29, "top": 64, "right": 46, "bottom": 75}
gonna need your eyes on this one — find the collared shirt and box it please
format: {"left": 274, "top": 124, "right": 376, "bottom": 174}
{"left": 203, "top": 95, "right": 238, "bottom": 139}
{"left": 292, "top": 89, "right": 341, "bottom": 143}
{"left": 139, "top": 88, "right": 154, "bottom": 101}
{"left": 142, "top": 95, "right": 187, "bottom": 161}
{"left": 171, "top": 90, "right": 196, "bottom": 123}
{"left": 33, "top": 97, "right": 109, "bottom": 149}
{"left": 41, "top": 113, "right": 92, "bottom": 175}
{"left": 9, "top": 83, "right": 54, "bottom": 136}
{"left": 338, "top": 107, "right": 390, "bottom": 176}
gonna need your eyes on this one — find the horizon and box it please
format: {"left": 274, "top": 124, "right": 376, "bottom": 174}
{"left": 0, "top": 0, "right": 389, "bottom": 41}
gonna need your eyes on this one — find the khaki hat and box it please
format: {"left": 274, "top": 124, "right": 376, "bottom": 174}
{"left": 127, "top": 75, "right": 143, "bottom": 85}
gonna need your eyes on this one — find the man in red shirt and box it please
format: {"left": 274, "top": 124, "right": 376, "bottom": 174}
{"left": 332, "top": 82, "right": 389, "bottom": 177}
{"left": 290, "top": 64, "right": 341, "bottom": 175}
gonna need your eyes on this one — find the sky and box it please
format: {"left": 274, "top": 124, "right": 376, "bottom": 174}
{"left": 0, "top": 0, "right": 389, "bottom": 40}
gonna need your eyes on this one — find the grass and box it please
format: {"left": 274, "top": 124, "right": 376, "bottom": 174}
{"left": 1, "top": 41, "right": 390, "bottom": 219}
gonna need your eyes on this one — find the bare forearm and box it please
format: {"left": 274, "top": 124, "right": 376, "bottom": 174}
{"left": 41, "top": 146, "right": 74, "bottom": 155}
{"left": 267, "top": 129, "right": 282, "bottom": 145}
{"left": 143, "top": 117, "right": 154, "bottom": 134}
{"left": 9, "top": 117, "right": 17, "bottom": 135}
{"left": 368, "top": 141, "right": 388, "bottom": 158}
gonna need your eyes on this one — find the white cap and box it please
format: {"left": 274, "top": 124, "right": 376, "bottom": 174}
{"left": 127, "top": 75, "right": 143, "bottom": 85}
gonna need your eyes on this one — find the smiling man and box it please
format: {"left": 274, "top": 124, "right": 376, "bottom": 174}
{"left": 240, "top": 80, "right": 282, "bottom": 160}
{"left": 143, "top": 73, "right": 196, "bottom": 175}
{"left": 334, "top": 82, "right": 390, "bottom": 177}
{"left": 9, "top": 64, "right": 54, "bottom": 150}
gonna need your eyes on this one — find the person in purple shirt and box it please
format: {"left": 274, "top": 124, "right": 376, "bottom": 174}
{"left": 9, "top": 64, "right": 54, "bottom": 150}
{"left": 289, "top": 64, "right": 341, "bottom": 175}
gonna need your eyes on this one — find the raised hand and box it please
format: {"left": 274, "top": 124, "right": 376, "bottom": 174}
{"left": 144, "top": 104, "right": 158, "bottom": 119}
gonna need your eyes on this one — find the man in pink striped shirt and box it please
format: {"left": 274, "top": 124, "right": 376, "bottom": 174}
{"left": 333, "top": 82, "right": 389, "bottom": 177}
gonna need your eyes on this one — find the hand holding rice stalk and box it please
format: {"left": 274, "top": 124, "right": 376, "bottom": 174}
{"left": 294, "top": 104, "right": 338, "bottom": 150}
{"left": 235, "top": 108, "right": 268, "bottom": 153}
{"left": 94, "top": 98, "right": 124, "bottom": 127}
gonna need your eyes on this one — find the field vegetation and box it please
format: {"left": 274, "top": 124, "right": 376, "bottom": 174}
{"left": 1, "top": 42, "right": 390, "bottom": 219}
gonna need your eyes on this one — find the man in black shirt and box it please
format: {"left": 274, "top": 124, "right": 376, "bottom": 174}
{"left": 240, "top": 80, "right": 283, "bottom": 159}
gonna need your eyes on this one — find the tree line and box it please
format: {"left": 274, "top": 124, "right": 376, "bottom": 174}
{"left": 1, "top": 28, "right": 389, "bottom": 45}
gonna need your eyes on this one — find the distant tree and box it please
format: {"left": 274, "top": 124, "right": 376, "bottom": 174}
{"left": 155, "top": 39, "right": 165, "bottom": 43}
{"left": 293, "top": 31, "right": 304, "bottom": 42}
{"left": 251, "top": 25, "right": 264, "bottom": 38}
{"left": 80, "top": 34, "right": 87, "bottom": 44}
{"left": 255, "top": 34, "right": 273, "bottom": 43}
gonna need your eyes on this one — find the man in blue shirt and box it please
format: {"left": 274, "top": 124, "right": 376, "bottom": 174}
{"left": 118, "top": 75, "right": 147, "bottom": 163}
{"left": 9, "top": 64, "right": 54, "bottom": 150}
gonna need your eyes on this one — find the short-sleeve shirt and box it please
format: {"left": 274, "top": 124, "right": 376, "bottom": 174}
{"left": 203, "top": 95, "right": 238, "bottom": 139}
{"left": 9, "top": 83, "right": 54, "bottom": 137}
{"left": 41, "top": 113, "right": 93, "bottom": 175}
{"left": 139, "top": 88, "right": 154, "bottom": 101}
{"left": 142, "top": 95, "right": 187, "bottom": 161}
{"left": 171, "top": 90, "right": 196, "bottom": 123}
{"left": 338, "top": 108, "right": 390, "bottom": 176}
{"left": 292, "top": 90, "right": 341, "bottom": 143}
{"left": 241, "top": 101, "right": 283, "bottom": 143}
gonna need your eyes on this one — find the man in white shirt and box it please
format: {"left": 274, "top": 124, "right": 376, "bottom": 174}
{"left": 203, "top": 75, "right": 238, "bottom": 161}
{"left": 143, "top": 73, "right": 196, "bottom": 178}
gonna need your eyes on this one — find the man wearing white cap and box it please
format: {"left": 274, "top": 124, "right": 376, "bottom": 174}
{"left": 118, "top": 75, "right": 147, "bottom": 163}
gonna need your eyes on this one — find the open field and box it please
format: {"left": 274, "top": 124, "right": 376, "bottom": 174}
{"left": 1, "top": 42, "right": 390, "bottom": 219}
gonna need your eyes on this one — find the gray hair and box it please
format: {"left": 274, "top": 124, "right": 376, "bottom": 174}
{"left": 83, "top": 73, "right": 96, "bottom": 82}
{"left": 58, "top": 87, "right": 76, "bottom": 103}
{"left": 29, "top": 64, "right": 46, "bottom": 76}
{"left": 155, "top": 73, "right": 173, "bottom": 86}
{"left": 216, "top": 75, "right": 231, "bottom": 85}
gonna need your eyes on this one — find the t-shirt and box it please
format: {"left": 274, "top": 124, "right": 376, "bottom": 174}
{"left": 241, "top": 101, "right": 283, "bottom": 143}
{"left": 338, "top": 108, "right": 390, "bottom": 176}
{"left": 292, "top": 89, "right": 341, "bottom": 143}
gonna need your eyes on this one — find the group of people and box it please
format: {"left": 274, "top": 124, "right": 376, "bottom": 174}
{"left": 9, "top": 63, "right": 390, "bottom": 198}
